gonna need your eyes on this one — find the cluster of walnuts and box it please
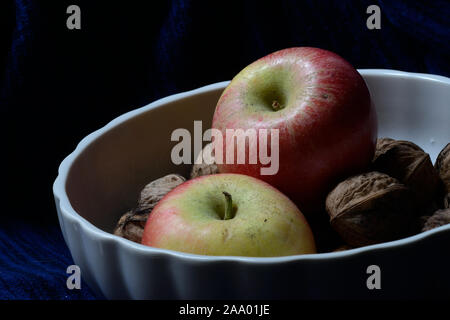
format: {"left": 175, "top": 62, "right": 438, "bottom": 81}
{"left": 114, "top": 139, "right": 450, "bottom": 251}
{"left": 326, "top": 138, "right": 450, "bottom": 249}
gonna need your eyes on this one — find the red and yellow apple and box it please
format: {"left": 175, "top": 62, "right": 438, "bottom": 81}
{"left": 212, "top": 47, "right": 377, "bottom": 214}
{"left": 142, "top": 173, "right": 316, "bottom": 257}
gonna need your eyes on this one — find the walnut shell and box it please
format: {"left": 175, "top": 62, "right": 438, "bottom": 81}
{"left": 372, "top": 138, "right": 443, "bottom": 211}
{"left": 422, "top": 208, "right": 450, "bottom": 232}
{"left": 137, "top": 174, "right": 186, "bottom": 212}
{"left": 435, "top": 143, "right": 450, "bottom": 208}
{"left": 114, "top": 173, "right": 186, "bottom": 243}
{"left": 190, "top": 142, "right": 219, "bottom": 179}
{"left": 326, "top": 172, "right": 413, "bottom": 247}
{"left": 113, "top": 210, "right": 149, "bottom": 243}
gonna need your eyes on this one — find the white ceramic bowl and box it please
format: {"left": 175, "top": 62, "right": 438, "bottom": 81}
{"left": 53, "top": 70, "right": 450, "bottom": 299}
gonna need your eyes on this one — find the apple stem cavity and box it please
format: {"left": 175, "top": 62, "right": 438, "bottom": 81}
{"left": 271, "top": 100, "right": 283, "bottom": 111}
{"left": 222, "top": 191, "right": 234, "bottom": 220}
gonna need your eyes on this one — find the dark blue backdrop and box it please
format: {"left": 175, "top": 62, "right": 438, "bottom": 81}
{"left": 0, "top": 0, "right": 449, "bottom": 299}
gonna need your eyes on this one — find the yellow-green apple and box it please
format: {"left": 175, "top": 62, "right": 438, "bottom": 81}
{"left": 212, "top": 47, "right": 377, "bottom": 214}
{"left": 141, "top": 173, "right": 316, "bottom": 257}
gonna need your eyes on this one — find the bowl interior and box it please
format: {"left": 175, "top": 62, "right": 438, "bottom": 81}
{"left": 65, "top": 72, "right": 450, "bottom": 234}
{"left": 363, "top": 72, "right": 450, "bottom": 159}
{"left": 65, "top": 89, "right": 218, "bottom": 232}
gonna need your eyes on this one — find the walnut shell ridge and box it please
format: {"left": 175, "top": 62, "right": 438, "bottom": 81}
{"left": 372, "top": 138, "right": 443, "bottom": 212}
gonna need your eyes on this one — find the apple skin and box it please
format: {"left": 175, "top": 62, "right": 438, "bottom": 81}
{"left": 141, "top": 173, "right": 316, "bottom": 257}
{"left": 212, "top": 47, "right": 377, "bottom": 214}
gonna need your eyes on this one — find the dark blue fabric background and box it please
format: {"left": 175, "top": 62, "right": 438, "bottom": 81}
{"left": 0, "top": 0, "right": 449, "bottom": 299}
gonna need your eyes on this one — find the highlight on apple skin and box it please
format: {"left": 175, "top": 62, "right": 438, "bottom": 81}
{"left": 141, "top": 173, "right": 316, "bottom": 257}
{"left": 212, "top": 47, "right": 378, "bottom": 215}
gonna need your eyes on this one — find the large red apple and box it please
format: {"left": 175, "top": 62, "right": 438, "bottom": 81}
{"left": 142, "top": 173, "right": 316, "bottom": 257}
{"left": 212, "top": 47, "right": 377, "bottom": 214}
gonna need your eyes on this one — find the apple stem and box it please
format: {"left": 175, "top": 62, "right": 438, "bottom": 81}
{"left": 272, "top": 100, "right": 283, "bottom": 111}
{"left": 222, "top": 191, "right": 233, "bottom": 220}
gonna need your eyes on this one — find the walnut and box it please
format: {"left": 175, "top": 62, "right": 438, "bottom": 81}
{"left": 422, "top": 208, "right": 450, "bottom": 232}
{"left": 326, "top": 172, "right": 413, "bottom": 247}
{"left": 113, "top": 210, "right": 149, "bottom": 243}
{"left": 372, "top": 138, "right": 443, "bottom": 212}
{"left": 114, "top": 174, "right": 186, "bottom": 243}
{"left": 137, "top": 174, "right": 186, "bottom": 212}
{"left": 435, "top": 143, "right": 450, "bottom": 208}
{"left": 190, "top": 142, "right": 219, "bottom": 179}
